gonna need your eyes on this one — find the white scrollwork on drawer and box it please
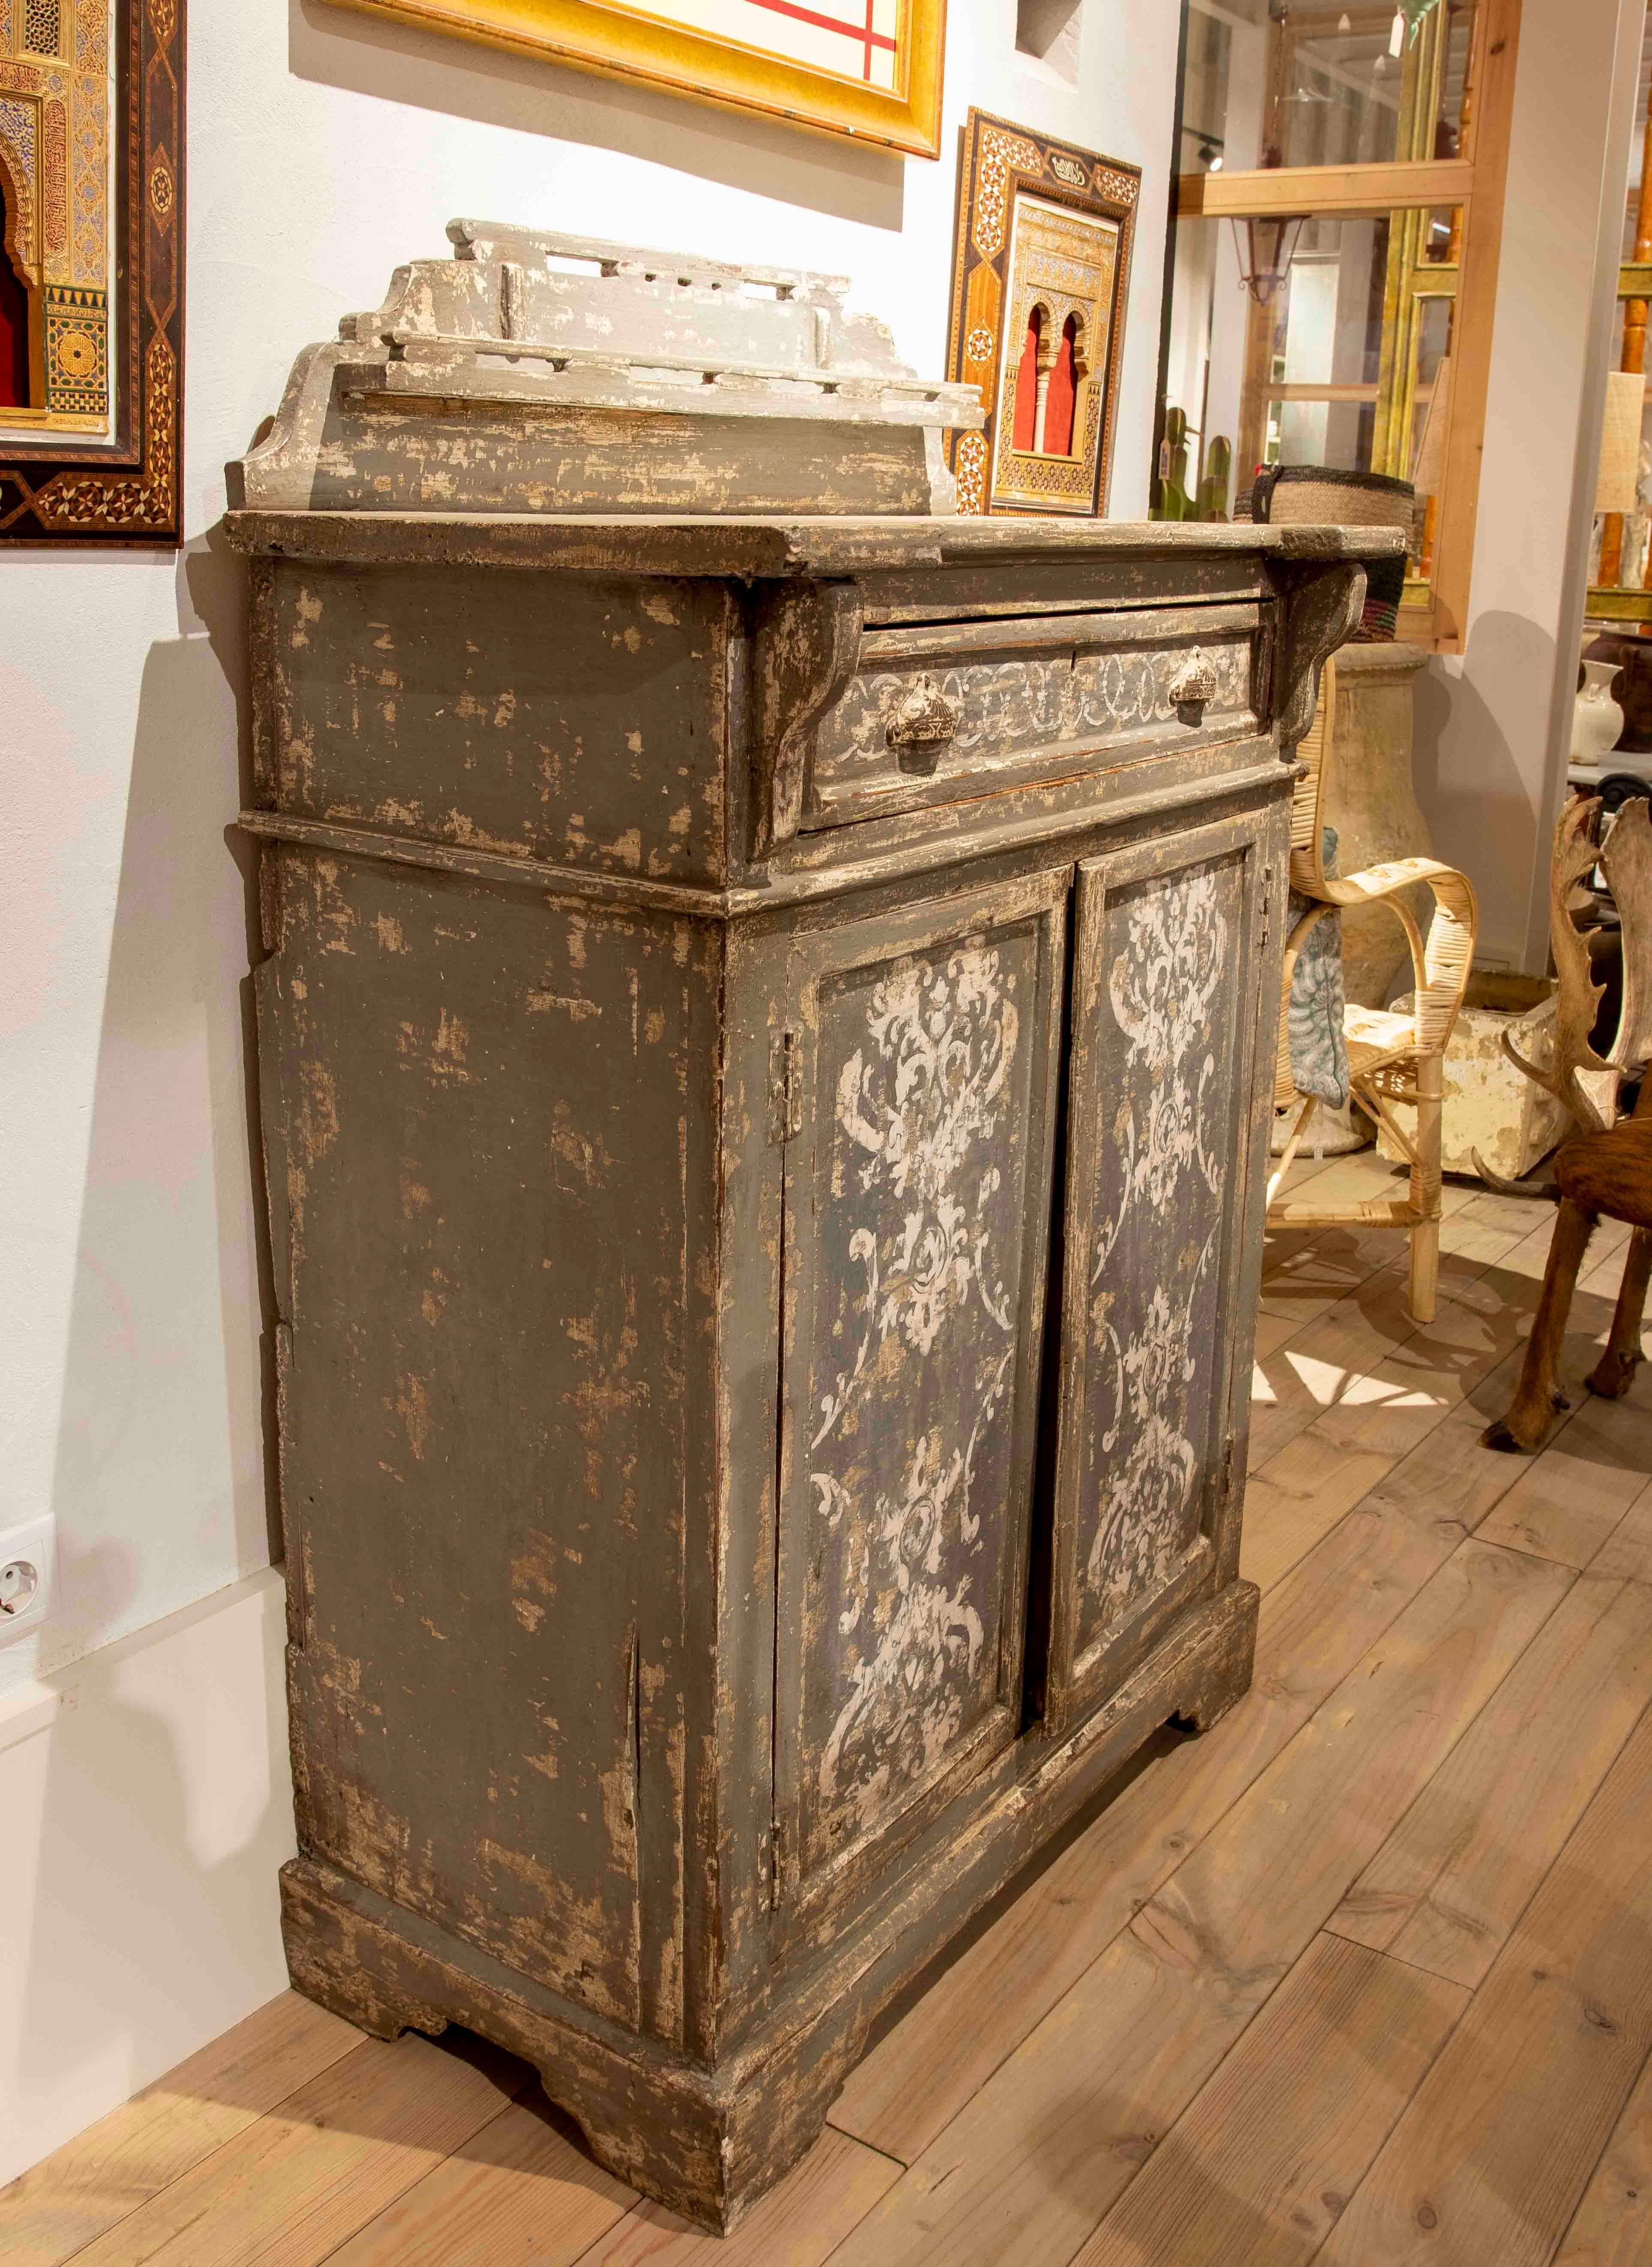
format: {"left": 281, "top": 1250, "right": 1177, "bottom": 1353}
{"left": 818, "top": 638, "right": 1252, "bottom": 779}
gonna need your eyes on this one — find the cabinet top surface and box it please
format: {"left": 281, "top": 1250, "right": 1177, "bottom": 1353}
{"left": 224, "top": 509, "right": 1405, "bottom": 577}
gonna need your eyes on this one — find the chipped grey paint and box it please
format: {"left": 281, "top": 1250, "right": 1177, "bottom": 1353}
{"left": 231, "top": 245, "right": 1390, "bottom": 2228}
{"left": 265, "top": 560, "right": 731, "bottom": 886}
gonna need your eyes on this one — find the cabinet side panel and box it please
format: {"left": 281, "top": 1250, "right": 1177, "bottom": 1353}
{"left": 265, "top": 848, "right": 713, "bottom": 2036}
{"left": 265, "top": 563, "right": 728, "bottom": 885}
{"left": 1071, "top": 849, "right": 1246, "bottom": 1656}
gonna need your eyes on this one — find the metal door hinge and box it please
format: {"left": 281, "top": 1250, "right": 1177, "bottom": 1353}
{"left": 1259, "top": 863, "right": 1275, "bottom": 957}
{"left": 1222, "top": 1435, "right": 1236, "bottom": 1497}
{"left": 759, "top": 1821, "right": 784, "bottom": 1908}
{"left": 769, "top": 1031, "right": 803, "bottom": 1146}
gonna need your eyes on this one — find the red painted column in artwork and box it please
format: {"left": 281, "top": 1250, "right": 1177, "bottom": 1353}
{"left": 1044, "top": 315, "right": 1079, "bottom": 457}
{"left": 1012, "top": 306, "right": 1042, "bottom": 452}
{"left": 0, "top": 180, "right": 30, "bottom": 408}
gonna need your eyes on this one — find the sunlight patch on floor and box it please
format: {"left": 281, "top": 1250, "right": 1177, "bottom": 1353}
{"left": 1248, "top": 1347, "right": 1446, "bottom": 1412}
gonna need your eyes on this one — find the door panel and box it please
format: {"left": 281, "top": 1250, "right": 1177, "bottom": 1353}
{"left": 1047, "top": 812, "right": 1271, "bottom": 1726}
{"left": 774, "top": 871, "right": 1066, "bottom": 1914}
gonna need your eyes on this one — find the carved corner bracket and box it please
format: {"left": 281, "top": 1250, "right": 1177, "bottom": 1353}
{"left": 1273, "top": 562, "right": 1367, "bottom": 757}
{"left": 751, "top": 581, "right": 864, "bottom": 857}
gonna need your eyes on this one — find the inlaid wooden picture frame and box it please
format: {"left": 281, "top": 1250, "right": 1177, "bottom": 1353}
{"left": 945, "top": 109, "right": 1139, "bottom": 517}
{"left": 0, "top": 0, "right": 184, "bottom": 547}
{"left": 322, "top": 0, "right": 945, "bottom": 159}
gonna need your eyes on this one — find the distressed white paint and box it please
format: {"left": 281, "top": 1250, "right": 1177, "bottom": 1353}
{"left": 1087, "top": 866, "right": 1228, "bottom": 1619}
{"left": 813, "top": 941, "right": 1021, "bottom": 1837}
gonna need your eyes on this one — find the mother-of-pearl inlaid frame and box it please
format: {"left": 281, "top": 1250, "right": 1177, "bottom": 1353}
{"left": 944, "top": 107, "right": 1139, "bottom": 519}
{"left": 0, "top": 0, "right": 183, "bottom": 545}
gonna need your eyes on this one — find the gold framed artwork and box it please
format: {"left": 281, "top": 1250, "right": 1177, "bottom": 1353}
{"left": 945, "top": 110, "right": 1139, "bottom": 517}
{"left": 0, "top": 0, "right": 184, "bottom": 545}
{"left": 324, "top": 0, "right": 945, "bottom": 157}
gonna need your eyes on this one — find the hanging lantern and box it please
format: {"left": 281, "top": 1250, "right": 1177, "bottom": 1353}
{"left": 1230, "top": 212, "right": 1305, "bottom": 306}
{"left": 1229, "top": 141, "right": 1304, "bottom": 308}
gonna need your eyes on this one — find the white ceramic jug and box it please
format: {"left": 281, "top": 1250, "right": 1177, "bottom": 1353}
{"left": 1572, "top": 656, "right": 1625, "bottom": 769}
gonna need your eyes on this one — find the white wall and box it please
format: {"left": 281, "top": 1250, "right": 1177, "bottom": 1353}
{"left": 1413, "top": 0, "right": 1646, "bottom": 971}
{"left": 0, "top": 1571, "right": 295, "bottom": 2189}
{"left": 0, "top": 0, "right": 1180, "bottom": 2178}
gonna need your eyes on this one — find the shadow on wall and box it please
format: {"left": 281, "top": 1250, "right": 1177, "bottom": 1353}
{"left": 42, "top": 522, "right": 274, "bottom": 1689}
{"left": 1410, "top": 608, "right": 1557, "bottom": 968}
{"left": 290, "top": 0, "right": 907, "bottom": 232}
{"left": 6, "top": 520, "right": 293, "bottom": 2188}
{"left": 186, "top": 522, "right": 282, "bottom": 1566}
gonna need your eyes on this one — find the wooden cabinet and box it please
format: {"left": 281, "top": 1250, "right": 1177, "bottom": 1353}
{"left": 231, "top": 229, "right": 1392, "bottom": 2239}
{"left": 240, "top": 517, "right": 1371, "bottom": 2232}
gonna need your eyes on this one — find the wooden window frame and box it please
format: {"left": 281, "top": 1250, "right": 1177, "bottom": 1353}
{"left": 1586, "top": 76, "right": 1652, "bottom": 622}
{"left": 1171, "top": 0, "right": 1522, "bottom": 653}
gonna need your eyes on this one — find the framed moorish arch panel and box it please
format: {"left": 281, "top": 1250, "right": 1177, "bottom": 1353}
{"left": 0, "top": 0, "right": 183, "bottom": 546}
{"left": 944, "top": 108, "right": 1140, "bottom": 517}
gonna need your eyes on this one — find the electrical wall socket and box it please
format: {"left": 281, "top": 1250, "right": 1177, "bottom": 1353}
{"left": 0, "top": 1515, "right": 55, "bottom": 1642}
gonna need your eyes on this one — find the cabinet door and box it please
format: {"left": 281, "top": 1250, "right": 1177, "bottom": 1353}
{"left": 773, "top": 870, "right": 1066, "bottom": 1920}
{"left": 1045, "top": 810, "right": 1277, "bottom": 1730}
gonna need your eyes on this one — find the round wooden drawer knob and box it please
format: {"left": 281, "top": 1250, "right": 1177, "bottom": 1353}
{"left": 1169, "top": 650, "right": 1218, "bottom": 723}
{"left": 887, "top": 674, "right": 962, "bottom": 774}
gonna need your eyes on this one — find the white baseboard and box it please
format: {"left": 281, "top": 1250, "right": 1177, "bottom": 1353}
{"left": 0, "top": 1566, "right": 297, "bottom": 2189}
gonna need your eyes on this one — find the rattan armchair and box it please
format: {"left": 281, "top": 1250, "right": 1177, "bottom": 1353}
{"left": 1267, "top": 655, "right": 1479, "bottom": 1323}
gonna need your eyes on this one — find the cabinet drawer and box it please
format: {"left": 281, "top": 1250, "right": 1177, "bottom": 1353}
{"left": 804, "top": 601, "right": 1268, "bottom": 830}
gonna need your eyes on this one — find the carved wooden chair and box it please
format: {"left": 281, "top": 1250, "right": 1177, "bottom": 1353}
{"left": 1266, "top": 654, "right": 1479, "bottom": 1323}
{"left": 1483, "top": 794, "right": 1652, "bottom": 1451}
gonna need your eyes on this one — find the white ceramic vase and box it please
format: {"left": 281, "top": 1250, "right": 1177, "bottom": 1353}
{"left": 1572, "top": 656, "right": 1625, "bottom": 769}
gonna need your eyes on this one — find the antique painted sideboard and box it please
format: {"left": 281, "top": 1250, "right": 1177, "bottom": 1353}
{"left": 227, "top": 227, "right": 1394, "bottom": 2232}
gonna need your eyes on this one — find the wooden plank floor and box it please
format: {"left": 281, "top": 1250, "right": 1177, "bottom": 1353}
{"left": 12, "top": 1149, "right": 1652, "bottom": 2267}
